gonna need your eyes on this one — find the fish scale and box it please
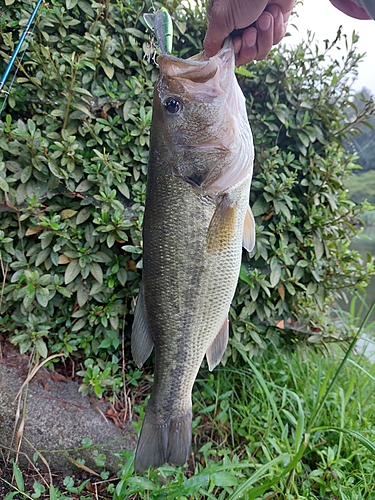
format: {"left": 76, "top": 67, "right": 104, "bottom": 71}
{"left": 131, "top": 39, "right": 255, "bottom": 471}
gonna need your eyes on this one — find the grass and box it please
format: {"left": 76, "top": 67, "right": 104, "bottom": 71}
{"left": 2, "top": 302, "right": 375, "bottom": 499}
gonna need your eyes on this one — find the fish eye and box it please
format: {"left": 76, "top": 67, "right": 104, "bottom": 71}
{"left": 163, "top": 97, "right": 182, "bottom": 114}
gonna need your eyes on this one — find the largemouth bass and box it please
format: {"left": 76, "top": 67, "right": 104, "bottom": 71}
{"left": 131, "top": 39, "right": 255, "bottom": 471}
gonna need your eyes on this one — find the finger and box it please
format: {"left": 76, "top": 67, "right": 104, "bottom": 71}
{"left": 204, "top": 36, "right": 222, "bottom": 58}
{"left": 204, "top": 0, "right": 270, "bottom": 58}
{"left": 235, "top": 27, "right": 257, "bottom": 66}
{"left": 232, "top": 35, "right": 242, "bottom": 56}
{"left": 266, "top": 4, "right": 286, "bottom": 45}
{"left": 204, "top": 25, "right": 230, "bottom": 58}
{"left": 269, "top": 0, "right": 296, "bottom": 17}
{"left": 204, "top": 1, "right": 232, "bottom": 57}
{"left": 255, "top": 11, "right": 274, "bottom": 60}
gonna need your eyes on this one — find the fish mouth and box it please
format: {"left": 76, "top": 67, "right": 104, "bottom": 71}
{"left": 156, "top": 38, "right": 234, "bottom": 96}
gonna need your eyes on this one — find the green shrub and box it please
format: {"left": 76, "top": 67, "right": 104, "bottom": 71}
{"left": 0, "top": 1, "right": 374, "bottom": 389}
{"left": 228, "top": 32, "right": 375, "bottom": 361}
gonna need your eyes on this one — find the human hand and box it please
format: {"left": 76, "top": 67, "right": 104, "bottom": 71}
{"left": 329, "top": 0, "right": 372, "bottom": 19}
{"left": 204, "top": 0, "right": 295, "bottom": 66}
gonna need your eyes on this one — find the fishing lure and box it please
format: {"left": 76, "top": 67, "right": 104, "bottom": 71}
{"left": 143, "top": 6, "right": 173, "bottom": 55}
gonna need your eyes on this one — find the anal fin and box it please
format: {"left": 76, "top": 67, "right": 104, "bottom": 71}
{"left": 242, "top": 205, "right": 256, "bottom": 252}
{"left": 206, "top": 317, "right": 229, "bottom": 371}
{"left": 131, "top": 284, "right": 154, "bottom": 368}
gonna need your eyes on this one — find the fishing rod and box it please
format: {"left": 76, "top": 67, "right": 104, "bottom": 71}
{"left": 0, "top": 0, "right": 43, "bottom": 95}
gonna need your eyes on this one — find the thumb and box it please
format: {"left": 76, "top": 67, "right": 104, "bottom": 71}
{"left": 203, "top": 24, "right": 229, "bottom": 57}
{"left": 203, "top": 5, "right": 232, "bottom": 58}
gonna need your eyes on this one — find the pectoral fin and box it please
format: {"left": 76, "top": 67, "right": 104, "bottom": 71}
{"left": 206, "top": 194, "right": 236, "bottom": 252}
{"left": 242, "top": 205, "right": 256, "bottom": 252}
{"left": 206, "top": 317, "right": 229, "bottom": 371}
{"left": 131, "top": 284, "right": 154, "bottom": 368}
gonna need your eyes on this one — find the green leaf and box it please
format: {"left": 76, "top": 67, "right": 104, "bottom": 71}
{"left": 102, "top": 64, "right": 114, "bottom": 79}
{"left": 239, "top": 265, "right": 252, "bottom": 285}
{"left": 21, "top": 165, "right": 32, "bottom": 183}
{"left": 274, "top": 106, "right": 288, "bottom": 124}
{"left": 32, "top": 481, "right": 46, "bottom": 496}
{"left": 122, "top": 245, "right": 142, "bottom": 254}
{"left": 112, "top": 57, "right": 125, "bottom": 69}
{"left": 251, "top": 195, "right": 269, "bottom": 217}
{"left": 36, "top": 288, "right": 50, "bottom": 307}
{"left": 60, "top": 209, "right": 77, "bottom": 219}
{"left": 78, "top": 0, "right": 95, "bottom": 16}
{"left": 117, "top": 268, "right": 127, "bottom": 286}
{"left": 71, "top": 318, "right": 87, "bottom": 332}
{"left": 91, "top": 251, "right": 112, "bottom": 263}
{"left": 35, "top": 338, "right": 48, "bottom": 358}
{"left": 0, "top": 176, "right": 10, "bottom": 192}
{"left": 65, "top": 260, "right": 81, "bottom": 284}
{"left": 90, "top": 262, "right": 103, "bottom": 284}
{"left": 125, "top": 476, "right": 158, "bottom": 491}
{"left": 35, "top": 248, "right": 50, "bottom": 267}
{"left": 40, "top": 232, "right": 53, "bottom": 250}
{"left": 107, "top": 233, "right": 116, "bottom": 247}
{"left": 270, "top": 265, "right": 282, "bottom": 288}
{"left": 234, "top": 66, "right": 255, "bottom": 77}
{"left": 66, "top": 0, "right": 78, "bottom": 9}
{"left": 26, "top": 282, "right": 36, "bottom": 298}
{"left": 71, "top": 103, "right": 93, "bottom": 117}
{"left": 77, "top": 285, "right": 89, "bottom": 307}
{"left": 265, "top": 73, "right": 277, "bottom": 83}
{"left": 27, "top": 119, "right": 36, "bottom": 136}
{"left": 117, "top": 182, "right": 130, "bottom": 199}
{"left": 313, "top": 234, "right": 324, "bottom": 260}
{"left": 172, "top": 474, "right": 210, "bottom": 495}
{"left": 76, "top": 179, "right": 93, "bottom": 193}
{"left": 49, "top": 486, "right": 58, "bottom": 500}
{"left": 98, "top": 338, "right": 112, "bottom": 349}
{"left": 211, "top": 471, "right": 238, "bottom": 487}
{"left": 13, "top": 462, "right": 24, "bottom": 492}
{"left": 123, "top": 100, "right": 133, "bottom": 121}
{"left": 94, "top": 384, "right": 103, "bottom": 397}
{"left": 297, "top": 131, "right": 310, "bottom": 148}
{"left": 4, "top": 493, "right": 18, "bottom": 500}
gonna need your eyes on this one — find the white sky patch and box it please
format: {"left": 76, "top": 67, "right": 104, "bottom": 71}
{"left": 283, "top": 0, "right": 375, "bottom": 95}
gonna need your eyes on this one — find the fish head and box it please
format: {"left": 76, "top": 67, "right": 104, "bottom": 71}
{"left": 152, "top": 39, "right": 253, "bottom": 193}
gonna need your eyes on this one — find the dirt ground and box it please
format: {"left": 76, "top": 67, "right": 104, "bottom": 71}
{"left": 0, "top": 336, "right": 141, "bottom": 497}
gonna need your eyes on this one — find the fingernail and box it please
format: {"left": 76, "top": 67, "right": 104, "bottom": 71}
{"left": 244, "top": 30, "right": 257, "bottom": 48}
{"left": 269, "top": 6, "right": 280, "bottom": 20}
{"left": 258, "top": 15, "right": 271, "bottom": 31}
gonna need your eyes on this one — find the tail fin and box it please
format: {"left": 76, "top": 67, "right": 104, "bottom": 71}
{"left": 134, "top": 406, "right": 192, "bottom": 472}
